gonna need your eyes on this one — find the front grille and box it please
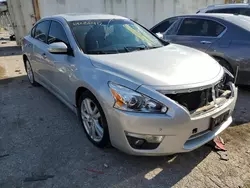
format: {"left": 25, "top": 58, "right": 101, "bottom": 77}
{"left": 166, "top": 89, "right": 213, "bottom": 112}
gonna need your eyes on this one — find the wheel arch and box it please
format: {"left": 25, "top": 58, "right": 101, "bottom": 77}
{"left": 23, "top": 54, "right": 28, "bottom": 71}
{"left": 212, "top": 55, "right": 234, "bottom": 75}
{"left": 75, "top": 86, "right": 89, "bottom": 107}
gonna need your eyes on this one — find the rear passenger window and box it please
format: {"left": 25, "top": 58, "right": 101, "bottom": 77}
{"left": 48, "top": 21, "right": 69, "bottom": 45}
{"left": 34, "top": 21, "right": 51, "bottom": 43}
{"left": 177, "top": 18, "right": 225, "bottom": 37}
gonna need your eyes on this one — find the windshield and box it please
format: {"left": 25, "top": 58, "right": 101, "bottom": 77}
{"left": 69, "top": 19, "right": 164, "bottom": 54}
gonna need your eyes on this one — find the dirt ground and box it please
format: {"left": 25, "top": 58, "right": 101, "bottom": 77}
{"left": 0, "top": 31, "right": 250, "bottom": 188}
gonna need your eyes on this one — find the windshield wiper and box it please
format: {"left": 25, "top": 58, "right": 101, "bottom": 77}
{"left": 87, "top": 50, "right": 119, "bottom": 54}
{"left": 124, "top": 45, "right": 147, "bottom": 52}
{"left": 148, "top": 46, "right": 162, "bottom": 49}
{"left": 87, "top": 50, "right": 107, "bottom": 54}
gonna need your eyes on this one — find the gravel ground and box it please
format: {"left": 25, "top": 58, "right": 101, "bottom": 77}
{"left": 0, "top": 32, "right": 250, "bottom": 188}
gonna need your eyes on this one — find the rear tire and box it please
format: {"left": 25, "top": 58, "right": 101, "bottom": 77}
{"left": 78, "top": 91, "right": 110, "bottom": 148}
{"left": 25, "top": 59, "right": 39, "bottom": 86}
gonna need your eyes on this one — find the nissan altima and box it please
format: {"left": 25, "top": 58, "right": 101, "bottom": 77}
{"left": 22, "top": 13, "right": 237, "bottom": 156}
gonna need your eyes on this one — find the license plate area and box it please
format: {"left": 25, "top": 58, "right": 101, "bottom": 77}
{"left": 210, "top": 110, "right": 230, "bottom": 130}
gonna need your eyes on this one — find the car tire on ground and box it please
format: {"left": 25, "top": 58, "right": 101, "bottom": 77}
{"left": 25, "top": 59, "right": 39, "bottom": 86}
{"left": 78, "top": 91, "right": 110, "bottom": 148}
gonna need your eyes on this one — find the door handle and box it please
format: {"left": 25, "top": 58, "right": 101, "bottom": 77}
{"left": 200, "top": 41, "right": 212, "bottom": 44}
{"left": 42, "top": 53, "right": 47, "bottom": 59}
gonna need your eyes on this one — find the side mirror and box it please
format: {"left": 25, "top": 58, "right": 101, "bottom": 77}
{"left": 156, "top": 32, "right": 164, "bottom": 39}
{"left": 48, "top": 42, "right": 68, "bottom": 54}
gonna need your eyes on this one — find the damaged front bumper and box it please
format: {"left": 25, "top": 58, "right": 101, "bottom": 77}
{"left": 106, "top": 80, "right": 237, "bottom": 156}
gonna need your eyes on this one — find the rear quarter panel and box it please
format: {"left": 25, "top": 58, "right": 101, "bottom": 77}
{"left": 207, "top": 21, "right": 250, "bottom": 72}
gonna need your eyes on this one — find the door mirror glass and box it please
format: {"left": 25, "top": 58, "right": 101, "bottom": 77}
{"left": 156, "top": 32, "right": 163, "bottom": 39}
{"left": 48, "top": 42, "right": 68, "bottom": 54}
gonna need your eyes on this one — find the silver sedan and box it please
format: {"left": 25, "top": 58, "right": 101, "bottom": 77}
{"left": 22, "top": 13, "right": 237, "bottom": 156}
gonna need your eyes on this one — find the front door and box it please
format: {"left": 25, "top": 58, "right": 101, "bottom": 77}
{"left": 46, "top": 21, "right": 75, "bottom": 103}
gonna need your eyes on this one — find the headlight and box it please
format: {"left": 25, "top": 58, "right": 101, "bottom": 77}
{"left": 109, "top": 82, "right": 168, "bottom": 113}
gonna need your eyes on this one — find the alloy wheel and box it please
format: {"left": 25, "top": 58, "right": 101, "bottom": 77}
{"left": 26, "top": 61, "right": 34, "bottom": 84}
{"left": 80, "top": 98, "right": 104, "bottom": 142}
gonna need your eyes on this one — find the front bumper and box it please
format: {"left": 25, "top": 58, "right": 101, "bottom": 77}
{"left": 106, "top": 86, "right": 238, "bottom": 156}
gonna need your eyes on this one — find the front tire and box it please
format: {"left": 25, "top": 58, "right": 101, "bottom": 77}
{"left": 78, "top": 91, "right": 110, "bottom": 148}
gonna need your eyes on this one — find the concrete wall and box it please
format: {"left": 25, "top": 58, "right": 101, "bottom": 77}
{"left": 7, "top": 0, "right": 35, "bottom": 44}
{"left": 38, "top": 0, "right": 225, "bottom": 28}
{"left": 7, "top": 0, "right": 225, "bottom": 45}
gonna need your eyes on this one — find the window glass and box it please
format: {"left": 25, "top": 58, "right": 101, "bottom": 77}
{"left": 151, "top": 17, "right": 178, "bottom": 34}
{"left": 34, "top": 21, "right": 51, "bottom": 43}
{"left": 48, "top": 21, "right": 69, "bottom": 45}
{"left": 69, "top": 19, "right": 164, "bottom": 54}
{"left": 206, "top": 8, "right": 250, "bottom": 16}
{"left": 239, "top": 8, "right": 250, "bottom": 16}
{"left": 177, "top": 18, "right": 225, "bottom": 37}
{"left": 206, "top": 8, "right": 238, "bottom": 14}
{"left": 165, "top": 19, "right": 181, "bottom": 35}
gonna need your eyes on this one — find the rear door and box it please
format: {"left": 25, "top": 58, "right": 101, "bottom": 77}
{"left": 32, "top": 20, "right": 52, "bottom": 85}
{"left": 171, "top": 17, "right": 226, "bottom": 52}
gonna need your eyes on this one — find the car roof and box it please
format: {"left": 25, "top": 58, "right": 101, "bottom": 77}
{"left": 47, "top": 13, "right": 128, "bottom": 22}
{"left": 199, "top": 3, "right": 250, "bottom": 12}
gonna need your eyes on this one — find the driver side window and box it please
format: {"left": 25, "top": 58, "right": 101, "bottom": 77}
{"left": 34, "top": 21, "right": 51, "bottom": 43}
{"left": 48, "top": 21, "right": 69, "bottom": 46}
{"left": 151, "top": 17, "right": 178, "bottom": 34}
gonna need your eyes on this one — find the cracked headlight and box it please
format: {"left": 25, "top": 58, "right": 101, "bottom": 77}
{"left": 109, "top": 82, "right": 168, "bottom": 113}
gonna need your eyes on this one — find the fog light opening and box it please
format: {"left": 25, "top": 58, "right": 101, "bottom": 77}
{"left": 135, "top": 139, "right": 144, "bottom": 146}
{"left": 125, "top": 132, "right": 164, "bottom": 150}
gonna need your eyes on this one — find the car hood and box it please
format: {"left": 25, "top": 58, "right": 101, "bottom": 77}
{"left": 89, "top": 44, "right": 223, "bottom": 89}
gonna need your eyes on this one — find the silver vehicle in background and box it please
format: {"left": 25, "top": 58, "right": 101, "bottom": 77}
{"left": 22, "top": 13, "right": 237, "bottom": 156}
{"left": 197, "top": 3, "right": 250, "bottom": 15}
{"left": 151, "top": 13, "right": 250, "bottom": 85}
